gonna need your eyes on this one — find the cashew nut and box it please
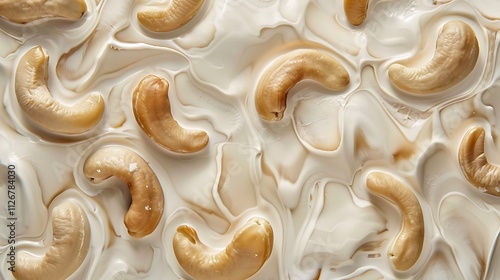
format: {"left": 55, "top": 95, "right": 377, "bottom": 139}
{"left": 173, "top": 217, "right": 274, "bottom": 280}
{"left": 0, "top": 0, "right": 87, "bottom": 24}
{"left": 344, "top": 0, "right": 368, "bottom": 26}
{"left": 13, "top": 201, "right": 90, "bottom": 280}
{"left": 388, "top": 20, "right": 479, "bottom": 94}
{"left": 255, "top": 49, "right": 350, "bottom": 121}
{"left": 137, "top": 0, "right": 204, "bottom": 32}
{"left": 366, "top": 172, "right": 424, "bottom": 271}
{"left": 459, "top": 126, "right": 500, "bottom": 196}
{"left": 132, "top": 74, "right": 209, "bottom": 153}
{"left": 83, "top": 146, "right": 164, "bottom": 238}
{"left": 15, "top": 46, "right": 104, "bottom": 134}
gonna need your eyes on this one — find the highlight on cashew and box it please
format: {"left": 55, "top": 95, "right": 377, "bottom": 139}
{"left": 132, "top": 74, "right": 209, "bottom": 153}
{"left": 0, "top": 0, "right": 87, "bottom": 24}
{"left": 388, "top": 20, "right": 479, "bottom": 94}
{"left": 366, "top": 171, "right": 424, "bottom": 271}
{"left": 13, "top": 201, "right": 90, "bottom": 280}
{"left": 15, "top": 46, "right": 104, "bottom": 134}
{"left": 137, "top": 0, "right": 204, "bottom": 32}
{"left": 459, "top": 126, "right": 500, "bottom": 196}
{"left": 83, "top": 146, "right": 164, "bottom": 238}
{"left": 344, "top": 0, "right": 368, "bottom": 26}
{"left": 255, "top": 49, "right": 350, "bottom": 121}
{"left": 173, "top": 217, "right": 274, "bottom": 280}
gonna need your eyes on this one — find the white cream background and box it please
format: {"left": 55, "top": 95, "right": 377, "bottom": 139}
{"left": 0, "top": 0, "right": 500, "bottom": 279}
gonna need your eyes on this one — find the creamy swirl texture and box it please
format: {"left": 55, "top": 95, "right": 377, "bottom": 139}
{"left": 1, "top": 0, "right": 500, "bottom": 279}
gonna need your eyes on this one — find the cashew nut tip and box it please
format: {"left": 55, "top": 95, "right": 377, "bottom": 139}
{"left": 133, "top": 74, "right": 209, "bottom": 153}
{"left": 366, "top": 172, "right": 424, "bottom": 271}
{"left": 13, "top": 201, "right": 90, "bottom": 280}
{"left": 255, "top": 49, "right": 350, "bottom": 121}
{"left": 15, "top": 46, "right": 104, "bottom": 134}
{"left": 83, "top": 146, "right": 164, "bottom": 238}
{"left": 388, "top": 20, "right": 479, "bottom": 94}
{"left": 344, "top": 0, "right": 368, "bottom": 26}
{"left": 173, "top": 217, "right": 274, "bottom": 280}
{"left": 459, "top": 126, "right": 500, "bottom": 196}
{"left": 137, "top": 0, "right": 204, "bottom": 32}
{"left": 0, "top": 0, "right": 87, "bottom": 24}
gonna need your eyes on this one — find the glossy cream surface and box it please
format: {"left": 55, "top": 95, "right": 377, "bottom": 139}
{"left": 1, "top": 0, "right": 500, "bottom": 279}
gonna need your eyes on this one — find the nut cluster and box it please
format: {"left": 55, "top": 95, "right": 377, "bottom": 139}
{"left": 2, "top": 0, "right": 498, "bottom": 279}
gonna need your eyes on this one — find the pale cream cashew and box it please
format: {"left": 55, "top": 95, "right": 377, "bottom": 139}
{"left": 137, "top": 0, "right": 204, "bottom": 32}
{"left": 173, "top": 217, "right": 274, "bottom": 280}
{"left": 344, "top": 0, "right": 368, "bottom": 26}
{"left": 83, "top": 146, "right": 164, "bottom": 238}
{"left": 0, "top": 0, "right": 87, "bottom": 24}
{"left": 459, "top": 126, "right": 500, "bottom": 196}
{"left": 132, "top": 74, "right": 209, "bottom": 153}
{"left": 13, "top": 201, "right": 90, "bottom": 280}
{"left": 366, "top": 172, "right": 424, "bottom": 271}
{"left": 388, "top": 20, "right": 479, "bottom": 94}
{"left": 255, "top": 49, "right": 350, "bottom": 121}
{"left": 15, "top": 46, "right": 104, "bottom": 134}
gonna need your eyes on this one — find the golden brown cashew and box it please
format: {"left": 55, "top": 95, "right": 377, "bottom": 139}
{"left": 366, "top": 172, "right": 424, "bottom": 271}
{"left": 132, "top": 75, "right": 209, "bottom": 153}
{"left": 459, "top": 126, "right": 500, "bottom": 196}
{"left": 388, "top": 20, "right": 479, "bottom": 94}
{"left": 15, "top": 46, "right": 104, "bottom": 134}
{"left": 255, "top": 49, "right": 350, "bottom": 121}
{"left": 13, "top": 201, "right": 90, "bottom": 280}
{"left": 344, "top": 0, "right": 368, "bottom": 26}
{"left": 173, "top": 218, "right": 274, "bottom": 280}
{"left": 0, "top": 0, "right": 87, "bottom": 24}
{"left": 137, "top": 0, "right": 204, "bottom": 32}
{"left": 83, "top": 146, "right": 164, "bottom": 238}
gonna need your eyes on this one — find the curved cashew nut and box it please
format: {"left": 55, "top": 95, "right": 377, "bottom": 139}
{"left": 83, "top": 146, "right": 164, "bottom": 238}
{"left": 15, "top": 46, "right": 104, "bottom": 134}
{"left": 366, "top": 172, "right": 424, "bottom": 271}
{"left": 137, "top": 0, "right": 204, "bottom": 32}
{"left": 388, "top": 20, "right": 479, "bottom": 94}
{"left": 255, "top": 49, "right": 350, "bottom": 121}
{"left": 132, "top": 74, "right": 209, "bottom": 153}
{"left": 13, "top": 201, "right": 90, "bottom": 280}
{"left": 459, "top": 126, "right": 500, "bottom": 195}
{"left": 344, "top": 0, "right": 368, "bottom": 26}
{"left": 173, "top": 217, "right": 274, "bottom": 280}
{"left": 0, "top": 0, "right": 87, "bottom": 24}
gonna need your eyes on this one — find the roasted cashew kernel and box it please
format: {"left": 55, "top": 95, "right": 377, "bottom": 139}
{"left": 459, "top": 126, "right": 500, "bottom": 195}
{"left": 388, "top": 20, "right": 479, "bottom": 94}
{"left": 13, "top": 201, "right": 90, "bottom": 280}
{"left": 83, "top": 146, "right": 164, "bottom": 238}
{"left": 344, "top": 0, "right": 368, "bottom": 26}
{"left": 366, "top": 172, "right": 424, "bottom": 271}
{"left": 0, "top": 0, "right": 87, "bottom": 24}
{"left": 137, "top": 0, "right": 204, "bottom": 32}
{"left": 173, "top": 217, "right": 274, "bottom": 280}
{"left": 132, "top": 74, "right": 209, "bottom": 153}
{"left": 255, "top": 49, "right": 350, "bottom": 121}
{"left": 15, "top": 46, "right": 104, "bottom": 134}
